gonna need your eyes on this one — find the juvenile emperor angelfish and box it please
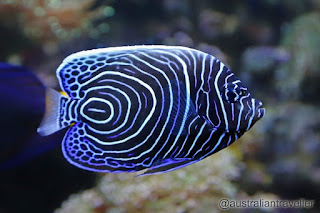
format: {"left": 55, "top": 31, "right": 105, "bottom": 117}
{"left": 38, "top": 45, "right": 265, "bottom": 175}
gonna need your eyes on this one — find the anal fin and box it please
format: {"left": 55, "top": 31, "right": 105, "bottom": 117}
{"left": 138, "top": 158, "right": 198, "bottom": 176}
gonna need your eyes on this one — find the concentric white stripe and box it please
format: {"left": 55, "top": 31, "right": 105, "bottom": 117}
{"left": 151, "top": 50, "right": 191, "bottom": 160}
{"left": 80, "top": 98, "right": 114, "bottom": 124}
{"left": 236, "top": 94, "right": 250, "bottom": 131}
{"left": 214, "top": 61, "right": 229, "bottom": 132}
{"left": 81, "top": 71, "right": 157, "bottom": 145}
{"left": 246, "top": 98, "right": 256, "bottom": 131}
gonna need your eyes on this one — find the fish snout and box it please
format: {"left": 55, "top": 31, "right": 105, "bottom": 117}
{"left": 255, "top": 100, "right": 265, "bottom": 118}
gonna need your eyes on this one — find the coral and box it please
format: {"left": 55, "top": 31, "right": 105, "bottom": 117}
{"left": 275, "top": 12, "right": 320, "bottom": 102}
{"left": 0, "top": 0, "right": 114, "bottom": 42}
{"left": 198, "top": 9, "right": 238, "bottom": 40}
{"left": 55, "top": 149, "right": 247, "bottom": 213}
{"left": 241, "top": 46, "right": 289, "bottom": 74}
{"left": 238, "top": 102, "right": 320, "bottom": 203}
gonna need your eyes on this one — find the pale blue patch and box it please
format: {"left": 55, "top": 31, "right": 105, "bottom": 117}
{"left": 163, "top": 80, "right": 197, "bottom": 135}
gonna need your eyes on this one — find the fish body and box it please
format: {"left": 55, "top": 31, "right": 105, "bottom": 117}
{"left": 38, "top": 45, "right": 265, "bottom": 175}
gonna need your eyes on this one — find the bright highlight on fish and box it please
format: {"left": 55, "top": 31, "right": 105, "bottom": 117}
{"left": 38, "top": 45, "right": 265, "bottom": 175}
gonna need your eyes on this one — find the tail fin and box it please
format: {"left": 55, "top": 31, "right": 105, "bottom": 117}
{"left": 37, "top": 88, "right": 66, "bottom": 136}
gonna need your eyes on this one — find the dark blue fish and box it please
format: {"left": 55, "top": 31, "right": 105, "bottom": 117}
{"left": 38, "top": 45, "right": 265, "bottom": 175}
{"left": 0, "top": 63, "right": 61, "bottom": 170}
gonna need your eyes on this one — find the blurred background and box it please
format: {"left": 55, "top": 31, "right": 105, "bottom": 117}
{"left": 0, "top": 0, "right": 319, "bottom": 212}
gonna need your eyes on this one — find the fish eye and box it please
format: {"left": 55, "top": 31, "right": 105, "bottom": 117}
{"left": 239, "top": 87, "right": 247, "bottom": 96}
{"left": 221, "top": 83, "right": 239, "bottom": 103}
{"left": 221, "top": 84, "right": 248, "bottom": 103}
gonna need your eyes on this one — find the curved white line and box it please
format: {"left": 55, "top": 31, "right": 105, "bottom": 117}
{"left": 214, "top": 61, "right": 229, "bottom": 132}
{"left": 80, "top": 97, "right": 114, "bottom": 124}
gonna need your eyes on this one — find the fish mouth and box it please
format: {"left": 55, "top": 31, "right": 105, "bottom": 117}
{"left": 256, "top": 102, "right": 265, "bottom": 118}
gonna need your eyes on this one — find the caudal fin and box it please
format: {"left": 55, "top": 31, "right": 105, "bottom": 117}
{"left": 37, "top": 88, "right": 66, "bottom": 136}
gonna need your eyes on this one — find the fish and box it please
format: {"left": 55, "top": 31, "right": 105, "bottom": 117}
{"left": 37, "top": 45, "right": 265, "bottom": 175}
{"left": 0, "top": 63, "right": 61, "bottom": 171}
